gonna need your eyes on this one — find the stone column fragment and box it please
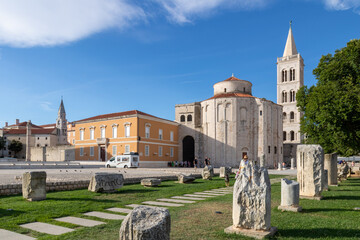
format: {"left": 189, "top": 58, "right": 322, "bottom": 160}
{"left": 324, "top": 153, "right": 338, "bottom": 186}
{"left": 290, "top": 158, "right": 296, "bottom": 169}
{"left": 22, "top": 171, "right": 46, "bottom": 201}
{"left": 278, "top": 178, "right": 302, "bottom": 212}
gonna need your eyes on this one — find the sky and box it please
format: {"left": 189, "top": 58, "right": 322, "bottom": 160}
{"left": 0, "top": 0, "right": 359, "bottom": 126}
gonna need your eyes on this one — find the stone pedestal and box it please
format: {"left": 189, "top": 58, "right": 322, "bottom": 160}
{"left": 278, "top": 162, "right": 282, "bottom": 170}
{"left": 224, "top": 226, "right": 278, "bottom": 239}
{"left": 290, "top": 158, "right": 296, "bottom": 169}
{"left": 260, "top": 155, "right": 265, "bottom": 168}
{"left": 278, "top": 178, "right": 302, "bottom": 212}
{"left": 178, "top": 174, "right": 195, "bottom": 183}
{"left": 324, "top": 153, "right": 338, "bottom": 186}
{"left": 141, "top": 178, "right": 161, "bottom": 187}
{"left": 88, "top": 173, "right": 124, "bottom": 193}
{"left": 119, "top": 206, "right": 170, "bottom": 240}
{"left": 297, "top": 145, "right": 324, "bottom": 200}
{"left": 202, "top": 166, "right": 212, "bottom": 180}
{"left": 22, "top": 171, "right": 47, "bottom": 201}
{"left": 220, "top": 166, "right": 232, "bottom": 178}
{"left": 225, "top": 160, "right": 276, "bottom": 239}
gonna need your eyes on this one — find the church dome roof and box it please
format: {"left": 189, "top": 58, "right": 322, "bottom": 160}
{"left": 213, "top": 75, "right": 252, "bottom": 97}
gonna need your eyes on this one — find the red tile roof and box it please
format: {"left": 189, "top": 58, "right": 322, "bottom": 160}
{"left": 207, "top": 92, "right": 254, "bottom": 100}
{"left": 4, "top": 128, "right": 56, "bottom": 135}
{"left": 75, "top": 110, "right": 173, "bottom": 123}
{"left": 223, "top": 76, "right": 245, "bottom": 81}
{"left": 39, "top": 123, "right": 56, "bottom": 128}
{"left": 8, "top": 121, "right": 43, "bottom": 128}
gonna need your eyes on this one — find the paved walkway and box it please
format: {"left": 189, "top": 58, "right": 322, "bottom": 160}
{"left": 1, "top": 176, "right": 285, "bottom": 239}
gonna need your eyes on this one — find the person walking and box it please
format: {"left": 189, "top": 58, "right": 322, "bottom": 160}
{"left": 193, "top": 158, "right": 198, "bottom": 168}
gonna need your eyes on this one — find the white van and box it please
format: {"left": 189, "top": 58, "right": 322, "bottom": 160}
{"left": 105, "top": 154, "right": 139, "bottom": 168}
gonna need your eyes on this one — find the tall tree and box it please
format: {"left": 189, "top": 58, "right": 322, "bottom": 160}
{"left": 297, "top": 39, "right": 360, "bottom": 156}
{"left": 8, "top": 140, "right": 23, "bottom": 158}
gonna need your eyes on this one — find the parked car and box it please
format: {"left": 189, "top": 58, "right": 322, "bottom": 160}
{"left": 105, "top": 153, "right": 139, "bottom": 168}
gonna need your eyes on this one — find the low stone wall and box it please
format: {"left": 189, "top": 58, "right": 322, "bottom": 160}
{"left": 0, "top": 174, "right": 202, "bottom": 196}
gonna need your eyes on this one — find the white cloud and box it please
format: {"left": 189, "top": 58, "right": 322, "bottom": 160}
{"left": 154, "top": 0, "right": 268, "bottom": 24}
{"left": 0, "top": 0, "right": 145, "bottom": 47}
{"left": 40, "top": 101, "right": 54, "bottom": 112}
{"left": 323, "top": 0, "right": 360, "bottom": 11}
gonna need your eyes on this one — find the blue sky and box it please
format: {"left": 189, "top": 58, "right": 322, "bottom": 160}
{"left": 0, "top": 0, "right": 359, "bottom": 126}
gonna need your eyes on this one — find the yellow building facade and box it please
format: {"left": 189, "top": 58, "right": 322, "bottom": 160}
{"left": 74, "top": 110, "right": 179, "bottom": 167}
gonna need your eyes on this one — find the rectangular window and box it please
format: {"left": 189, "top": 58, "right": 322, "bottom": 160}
{"left": 268, "top": 146, "right": 271, "bottom": 154}
{"left": 101, "top": 128, "right": 105, "bottom": 138}
{"left": 260, "top": 110, "right": 263, "bottom": 116}
{"left": 112, "top": 127, "right": 117, "bottom": 138}
{"left": 90, "top": 147, "right": 94, "bottom": 156}
{"left": 90, "top": 129, "right": 94, "bottom": 140}
{"left": 80, "top": 130, "right": 84, "bottom": 140}
{"left": 159, "top": 129, "right": 163, "bottom": 140}
{"left": 112, "top": 145, "right": 117, "bottom": 156}
{"left": 145, "top": 126, "right": 150, "bottom": 138}
{"left": 145, "top": 145, "right": 149, "bottom": 156}
{"left": 170, "top": 131, "right": 174, "bottom": 141}
{"left": 80, "top": 147, "right": 84, "bottom": 156}
{"left": 125, "top": 145, "right": 130, "bottom": 153}
{"left": 159, "top": 146, "right": 162, "bottom": 157}
{"left": 72, "top": 139, "right": 75, "bottom": 144}
{"left": 73, "top": 132, "right": 75, "bottom": 137}
{"left": 170, "top": 147, "right": 174, "bottom": 157}
{"left": 274, "top": 146, "right": 277, "bottom": 154}
{"left": 125, "top": 125, "right": 130, "bottom": 138}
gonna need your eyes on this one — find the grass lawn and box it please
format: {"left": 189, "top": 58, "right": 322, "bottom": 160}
{"left": 0, "top": 175, "right": 359, "bottom": 239}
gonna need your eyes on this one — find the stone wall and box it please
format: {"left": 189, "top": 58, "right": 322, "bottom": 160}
{"left": 30, "top": 146, "right": 75, "bottom": 161}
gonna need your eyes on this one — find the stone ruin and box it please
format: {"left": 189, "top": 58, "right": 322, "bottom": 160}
{"left": 22, "top": 171, "right": 47, "bottom": 201}
{"left": 324, "top": 153, "right": 338, "bottom": 186}
{"left": 141, "top": 178, "right": 161, "bottom": 187}
{"left": 177, "top": 174, "right": 195, "bottom": 184}
{"left": 202, "top": 166, "right": 213, "bottom": 180}
{"left": 225, "top": 160, "right": 277, "bottom": 238}
{"left": 338, "top": 162, "right": 350, "bottom": 182}
{"left": 88, "top": 173, "right": 124, "bottom": 193}
{"left": 119, "top": 206, "right": 170, "bottom": 240}
{"left": 219, "top": 166, "right": 232, "bottom": 178}
{"left": 278, "top": 178, "right": 302, "bottom": 212}
{"left": 297, "top": 144, "right": 324, "bottom": 200}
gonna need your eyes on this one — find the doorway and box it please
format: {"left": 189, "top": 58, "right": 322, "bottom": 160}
{"left": 182, "top": 136, "right": 195, "bottom": 166}
{"left": 100, "top": 147, "right": 106, "bottom": 162}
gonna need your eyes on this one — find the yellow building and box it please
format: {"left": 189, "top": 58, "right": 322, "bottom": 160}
{"left": 74, "top": 110, "right": 179, "bottom": 167}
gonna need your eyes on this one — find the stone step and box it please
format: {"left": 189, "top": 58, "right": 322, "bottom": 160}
{"left": 55, "top": 216, "right": 105, "bottom": 227}
{"left": 172, "top": 196, "right": 206, "bottom": 201}
{"left": 20, "top": 222, "right": 74, "bottom": 235}
{"left": 193, "top": 192, "right": 225, "bottom": 196}
{"left": 106, "top": 207, "right": 132, "bottom": 214}
{"left": 184, "top": 194, "right": 213, "bottom": 198}
{"left": 126, "top": 204, "right": 167, "bottom": 209}
{"left": 0, "top": 229, "right": 36, "bottom": 240}
{"left": 142, "top": 201, "right": 184, "bottom": 207}
{"left": 157, "top": 198, "right": 195, "bottom": 204}
{"left": 83, "top": 211, "right": 126, "bottom": 220}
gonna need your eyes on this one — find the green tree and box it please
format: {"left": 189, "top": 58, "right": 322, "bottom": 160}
{"left": 297, "top": 39, "right": 360, "bottom": 156}
{"left": 8, "top": 140, "right": 23, "bottom": 158}
{"left": 0, "top": 137, "right": 5, "bottom": 157}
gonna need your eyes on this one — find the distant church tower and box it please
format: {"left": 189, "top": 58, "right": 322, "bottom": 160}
{"left": 277, "top": 22, "right": 304, "bottom": 163}
{"left": 56, "top": 98, "right": 68, "bottom": 145}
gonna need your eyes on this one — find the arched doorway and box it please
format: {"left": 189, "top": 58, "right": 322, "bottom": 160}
{"left": 182, "top": 136, "right": 195, "bottom": 166}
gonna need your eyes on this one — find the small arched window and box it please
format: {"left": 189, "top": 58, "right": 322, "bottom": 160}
{"left": 283, "top": 131, "right": 287, "bottom": 141}
{"left": 180, "top": 115, "right": 185, "bottom": 122}
{"left": 282, "top": 69, "right": 287, "bottom": 82}
{"left": 290, "top": 112, "right": 295, "bottom": 121}
{"left": 283, "top": 112, "right": 287, "bottom": 120}
{"left": 224, "top": 88, "right": 227, "bottom": 93}
{"left": 290, "top": 131, "right": 295, "bottom": 141}
{"left": 290, "top": 69, "right": 295, "bottom": 81}
{"left": 187, "top": 115, "right": 192, "bottom": 122}
{"left": 282, "top": 91, "right": 287, "bottom": 103}
{"left": 290, "top": 90, "right": 296, "bottom": 102}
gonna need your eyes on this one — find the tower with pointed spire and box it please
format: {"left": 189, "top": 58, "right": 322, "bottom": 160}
{"left": 277, "top": 22, "right": 304, "bottom": 163}
{"left": 56, "top": 98, "right": 68, "bottom": 145}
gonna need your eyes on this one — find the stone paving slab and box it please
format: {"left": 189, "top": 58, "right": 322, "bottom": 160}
{"left": 157, "top": 198, "right": 195, "bottom": 204}
{"left": 126, "top": 204, "right": 167, "bottom": 209}
{"left": 106, "top": 207, "right": 132, "bottom": 214}
{"left": 204, "top": 190, "right": 229, "bottom": 194}
{"left": 194, "top": 192, "right": 225, "bottom": 196}
{"left": 83, "top": 211, "right": 126, "bottom": 220}
{"left": 20, "top": 222, "right": 74, "bottom": 235}
{"left": 55, "top": 216, "right": 105, "bottom": 227}
{"left": 142, "top": 201, "right": 184, "bottom": 207}
{"left": 184, "top": 194, "right": 213, "bottom": 198}
{"left": 0, "top": 229, "right": 36, "bottom": 240}
{"left": 172, "top": 196, "right": 206, "bottom": 201}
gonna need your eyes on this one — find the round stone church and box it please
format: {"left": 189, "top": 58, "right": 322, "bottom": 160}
{"left": 175, "top": 75, "right": 283, "bottom": 168}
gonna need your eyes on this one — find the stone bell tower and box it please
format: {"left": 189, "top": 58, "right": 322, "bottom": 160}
{"left": 56, "top": 98, "right": 68, "bottom": 145}
{"left": 277, "top": 22, "right": 304, "bottom": 163}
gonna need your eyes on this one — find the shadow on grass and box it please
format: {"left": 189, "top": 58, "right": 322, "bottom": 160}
{"left": 323, "top": 195, "right": 360, "bottom": 200}
{"left": 0, "top": 208, "right": 24, "bottom": 218}
{"left": 278, "top": 228, "right": 360, "bottom": 238}
{"left": 47, "top": 197, "right": 119, "bottom": 203}
{"left": 302, "top": 208, "right": 356, "bottom": 213}
{"left": 118, "top": 189, "right": 159, "bottom": 194}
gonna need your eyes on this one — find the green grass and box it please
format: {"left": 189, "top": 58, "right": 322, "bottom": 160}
{"left": 1, "top": 176, "right": 359, "bottom": 239}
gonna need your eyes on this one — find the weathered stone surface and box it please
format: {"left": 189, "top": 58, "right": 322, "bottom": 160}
{"left": 338, "top": 162, "right": 349, "bottom": 181}
{"left": 290, "top": 158, "right": 296, "bottom": 169}
{"left": 177, "top": 174, "right": 195, "bottom": 184}
{"left": 202, "top": 166, "right": 213, "bottom": 180}
{"left": 55, "top": 216, "right": 105, "bottom": 227}
{"left": 278, "top": 162, "right": 282, "bottom": 170}
{"left": 224, "top": 226, "right": 277, "bottom": 239}
{"left": 20, "top": 222, "right": 74, "bottom": 235}
{"left": 322, "top": 170, "right": 329, "bottom": 191}
{"left": 278, "top": 178, "right": 301, "bottom": 212}
{"left": 141, "top": 178, "right": 161, "bottom": 187}
{"left": 88, "top": 173, "right": 123, "bottom": 193}
{"left": 0, "top": 229, "right": 36, "bottom": 240}
{"left": 297, "top": 145, "right": 324, "bottom": 198}
{"left": 84, "top": 211, "right": 126, "bottom": 220}
{"left": 119, "top": 206, "right": 170, "bottom": 240}
{"left": 260, "top": 155, "right": 265, "bottom": 168}
{"left": 324, "top": 153, "right": 338, "bottom": 186}
{"left": 232, "top": 160, "right": 271, "bottom": 231}
{"left": 22, "top": 171, "right": 46, "bottom": 201}
{"left": 219, "top": 167, "right": 232, "bottom": 178}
